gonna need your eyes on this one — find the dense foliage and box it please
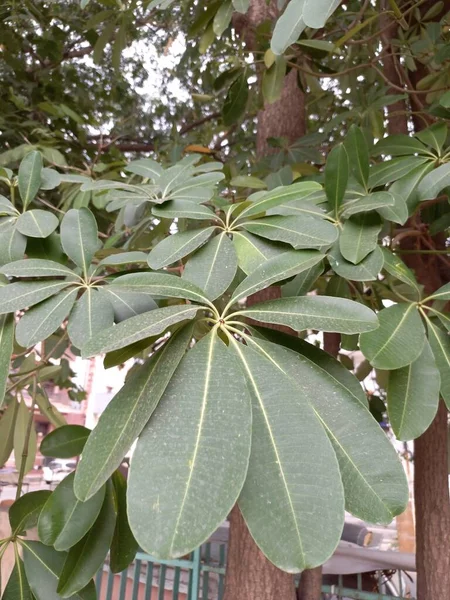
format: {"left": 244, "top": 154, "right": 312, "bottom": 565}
{"left": 0, "top": 1, "right": 449, "bottom": 598}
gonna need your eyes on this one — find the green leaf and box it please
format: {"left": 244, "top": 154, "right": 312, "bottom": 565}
{"left": 340, "top": 191, "right": 395, "bottom": 218}
{"left": 262, "top": 57, "right": 287, "bottom": 104}
{"left": 0, "top": 259, "right": 76, "bottom": 278}
{"left": 0, "top": 224, "right": 27, "bottom": 266}
{"left": 60, "top": 208, "right": 99, "bottom": 274}
{"left": 256, "top": 328, "right": 367, "bottom": 407}
{"left": 271, "top": 0, "right": 306, "bottom": 55}
{"left": 108, "top": 271, "right": 211, "bottom": 305}
{"left": 16, "top": 211, "right": 59, "bottom": 239}
{"left": 388, "top": 340, "right": 440, "bottom": 440}
{"left": 0, "top": 398, "right": 19, "bottom": 467}
{"left": 232, "top": 340, "right": 344, "bottom": 571}
{"left": 18, "top": 151, "right": 43, "bottom": 209}
{"left": 416, "top": 122, "right": 447, "bottom": 153}
{"left": 237, "top": 182, "right": 322, "bottom": 220}
{"left": 213, "top": 1, "right": 233, "bottom": 36}
{"left": 240, "top": 296, "right": 378, "bottom": 334}
{"left": 75, "top": 325, "right": 193, "bottom": 500}
{"left": 183, "top": 232, "right": 238, "bottom": 301}
{"left": 328, "top": 244, "right": 383, "bottom": 281}
{"left": 41, "top": 168, "right": 61, "bottom": 191}
{"left": 14, "top": 400, "right": 36, "bottom": 476}
{"left": 222, "top": 73, "right": 249, "bottom": 126}
{"left": 231, "top": 250, "right": 324, "bottom": 303}
{"left": 16, "top": 288, "right": 77, "bottom": 347}
{"left": 128, "top": 332, "right": 251, "bottom": 558}
{"left": 303, "top": 0, "right": 341, "bottom": 28}
{"left": 425, "top": 317, "right": 450, "bottom": 410}
{"left": 67, "top": 288, "right": 114, "bottom": 349}
{"left": 344, "top": 125, "right": 370, "bottom": 190}
{"left": 99, "top": 286, "right": 157, "bottom": 322}
{"left": 325, "top": 143, "right": 348, "bottom": 217}
{"left": 369, "top": 157, "right": 429, "bottom": 189}
{"left": 9, "top": 491, "right": 52, "bottom": 534}
{"left": 374, "top": 134, "right": 429, "bottom": 157}
{"left": 230, "top": 176, "right": 267, "bottom": 190}
{"left": 110, "top": 471, "right": 138, "bottom": 573}
{"left": 148, "top": 227, "right": 216, "bottom": 270}
{"left": 248, "top": 333, "right": 408, "bottom": 524}
{"left": 98, "top": 252, "right": 148, "bottom": 266}
{"left": 417, "top": 162, "right": 450, "bottom": 201}
{"left": 232, "top": 231, "right": 286, "bottom": 274}
{"left": 232, "top": 0, "right": 249, "bottom": 13}
{"left": 339, "top": 213, "right": 382, "bottom": 264}
{"left": 377, "top": 192, "right": 408, "bottom": 225}
{"left": 38, "top": 472, "right": 105, "bottom": 551}
{"left": 125, "top": 158, "right": 163, "bottom": 180}
{"left": 0, "top": 314, "right": 14, "bottom": 407}
{"left": 281, "top": 261, "right": 324, "bottom": 296}
{"left": 152, "top": 200, "right": 217, "bottom": 221}
{"left": 22, "top": 541, "right": 96, "bottom": 600}
{"left": 389, "top": 161, "right": 434, "bottom": 212}
{"left": 40, "top": 425, "right": 90, "bottom": 459}
{"left": 242, "top": 215, "right": 338, "bottom": 249}
{"left": 360, "top": 304, "right": 425, "bottom": 370}
{"left": 34, "top": 391, "right": 67, "bottom": 430}
{"left": 82, "top": 305, "right": 200, "bottom": 357}
{"left": 381, "top": 248, "right": 422, "bottom": 300}
{"left": 3, "top": 553, "right": 33, "bottom": 600}
{"left": 427, "top": 282, "right": 450, "bottom": 302}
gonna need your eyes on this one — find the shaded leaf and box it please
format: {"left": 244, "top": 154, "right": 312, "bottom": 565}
{"left": 325, "top": 143, "right": 348, "bottom": 217}
{"left": 18, "top": 151, "right": 43, "bottom": 209}
{"left": 152, "top": 200, "right": 217, "bottom": 221}
{"left": 14, "top": 400, "right": 36, "bottom": 476}
{"left": 328, "top": 244, "right": 383, "bottom": 282}
{"left": 340, "top": 192, "right": 395, "bottom": 218}
{"left": 237, "top": 182, "right": 321, "bottom": 220}
{"left": 38, "top": 472, "right": 105, "bottom": 551}
{"left": 232, "top": 231, "right": 286, "bottom": 274}
{"left": 16, "top": 288, "right": 77, "bottom": 347}
{"left": 0, "top": 314, "right": 14, "bottom": 407}
{"left": 9, "top": 491, "right": 52, "bottom": 534}
{"left": 22, "top": 541, "right": 96, "bottom": 600}
{"left": 222, "top": 73, "right": 249, "bottom": 126}
{"left": 3, "top": 553, "right": 33, "bottom": 600}
{"left": 231, "top": 250, "right": 324, "bottom": 303}
{"left": 40, "top": 425, "right": 90, "bottom": 459}
{"left": 360, "top": 304, "right": 425, "bottom": 370}
{"left": 0, "top": 399, "right": 19, "bottom": 467}
{"left": 82, "top": 305, "right": 200, "bottom": 357}
{"left": 339, "top": 213, "right": 382, "bottom": 264}
{"left": 148, "top": 227, "right": 216, "bottom": 270}
{"left": 242, "top": 215, "right": 338, "bottom": 249}
{"left": 57, "top": 483, "right": 116, "bottom": 597}
{"left": 110, "top": 471, "right": 138, "bottom": 573}
{"left": 388, "top": 340, "right": 440, "bottom": 440}
{"left": 75, "top": 325, "right": 193, "bottom": 500}
{"left": 426, "top": 317, "right": 450, "bottom": 410}
{"left": 344, "top": 125, "right": 369, "bottom": 190}
{"left": 281, "top": 261, "right": 324, "bottom": 296}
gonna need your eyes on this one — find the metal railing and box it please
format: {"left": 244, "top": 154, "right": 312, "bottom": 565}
{"left": 97, "top": 542, "right": 414, "bottom": 600}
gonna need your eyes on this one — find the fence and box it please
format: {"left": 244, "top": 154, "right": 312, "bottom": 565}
{"left": 97, "top": 541, "right": 415, "bottom": 600}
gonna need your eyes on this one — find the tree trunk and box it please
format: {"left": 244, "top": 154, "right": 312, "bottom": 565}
{"left": 414, "top": 401, "right": 450, "bottom": 600}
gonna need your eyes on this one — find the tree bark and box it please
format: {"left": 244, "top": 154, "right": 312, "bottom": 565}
{"left": 414, "top": 401, "right": 450, "bottom": 600}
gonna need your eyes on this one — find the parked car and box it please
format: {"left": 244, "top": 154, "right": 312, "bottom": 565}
{"left": 43, "top": 459, "right": 76, "bottom": 484}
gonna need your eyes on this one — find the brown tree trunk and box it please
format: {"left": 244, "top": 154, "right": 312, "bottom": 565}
{"left": 414, "top": 401, "right": 450, "bottom": 600}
